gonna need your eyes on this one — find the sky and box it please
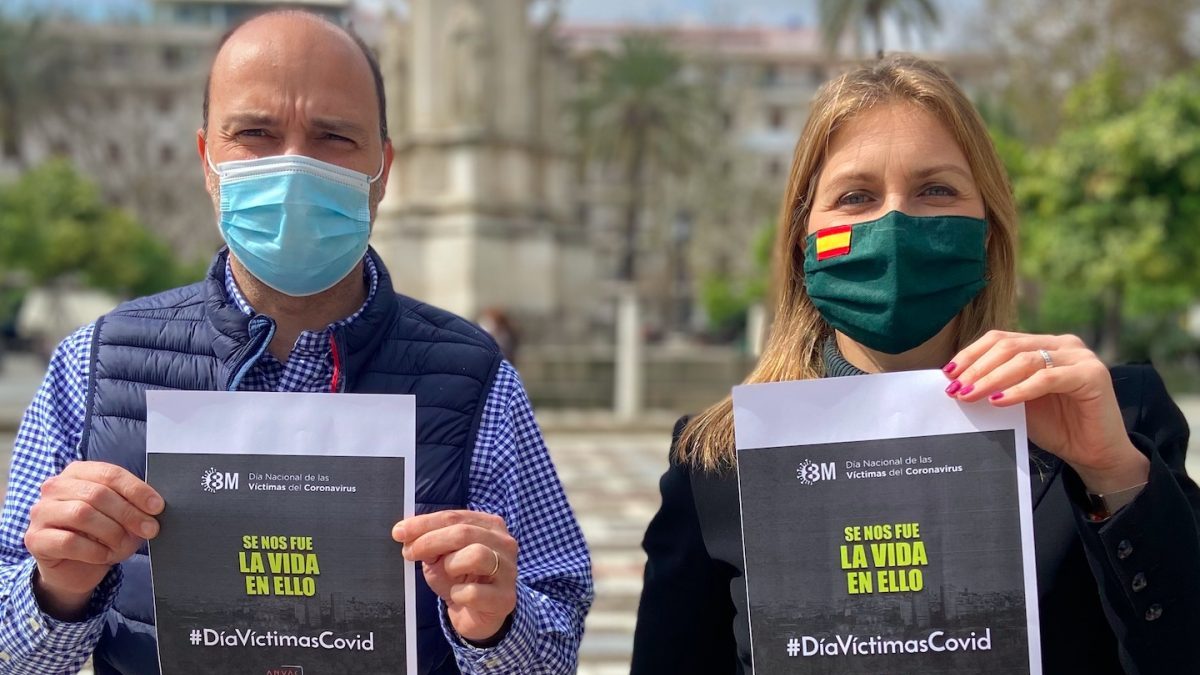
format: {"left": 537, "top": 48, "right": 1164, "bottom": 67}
{"left": 558, "top": 0, "right": 983, "bottom": 49}
{"left": 42, "top": 0, "right": 822, "bottom": 25}
{"left": 5, "top": 0, "right": 982, "bottom": 35}
{"left": 562, "top": 0, "right": 819, "bottom": 27}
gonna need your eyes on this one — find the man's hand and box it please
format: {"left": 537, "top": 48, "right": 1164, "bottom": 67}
{"left": 392, "top": 511, "right": 518, "bottom": 643}
{"left": 24, "top": 461, "right": 164, "bottom": 620}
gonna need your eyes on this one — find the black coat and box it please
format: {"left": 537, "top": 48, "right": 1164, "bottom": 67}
{"left": 632, "top": 365, "right": 1200, "bottom": 674}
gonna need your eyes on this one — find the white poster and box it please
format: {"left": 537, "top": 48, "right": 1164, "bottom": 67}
{"left": 146, "top": 391, "right": 418, "bottom": 675}
{"left": 733, "top": 370, "right": 1040, "bottom": 674}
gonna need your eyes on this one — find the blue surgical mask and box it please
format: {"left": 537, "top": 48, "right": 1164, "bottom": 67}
{"left": 207, "top": 153, "right": 384, "bottom": 297}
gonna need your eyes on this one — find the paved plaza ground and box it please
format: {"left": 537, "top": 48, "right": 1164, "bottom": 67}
{"left": 3, "top": 352, "right": 1199, "bottom": 673}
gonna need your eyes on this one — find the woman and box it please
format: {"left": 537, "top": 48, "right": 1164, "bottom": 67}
{"left": 631, "top": 55, "right": 1199, "bottom": 674}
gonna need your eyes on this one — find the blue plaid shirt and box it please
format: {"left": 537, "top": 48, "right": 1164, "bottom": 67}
{"left": 0, "top": 258, "right": 592, "bottom": 674}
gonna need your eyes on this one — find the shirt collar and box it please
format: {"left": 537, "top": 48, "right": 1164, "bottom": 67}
{"left": 223, "top": 255, "right": 379, "bottom": 334}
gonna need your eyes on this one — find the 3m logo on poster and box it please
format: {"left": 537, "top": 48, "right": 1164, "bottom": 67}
{"left": 796, "top": 459, "right": 836, "bottom": 485}
{"left": 201, "top": 467, "right": 240, "bottom": 493}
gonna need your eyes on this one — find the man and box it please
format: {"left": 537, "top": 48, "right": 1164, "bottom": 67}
{"left": 0, "top": 11, "right": 592, "bottom": 675}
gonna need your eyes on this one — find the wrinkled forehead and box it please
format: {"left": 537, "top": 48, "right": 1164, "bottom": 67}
{"left": 207, "top": 13, "right": 378, "bottom": 128}
{"left": 821, "top": 103, "right": 970, "bottom": 175}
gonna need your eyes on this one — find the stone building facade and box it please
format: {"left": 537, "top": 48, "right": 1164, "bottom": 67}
{"left": 4, "top": 0, "right": 991, "bottom": 349}
{"left": 373, "top": 0, "right": 596, "bottom": 342}
{"left": 8, "top": 19, "right": 218, "bottom": 262}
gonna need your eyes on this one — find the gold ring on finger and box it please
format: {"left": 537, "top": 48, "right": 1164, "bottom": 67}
{"left": 488, "top": 547, "right": 500, "bottom": 577}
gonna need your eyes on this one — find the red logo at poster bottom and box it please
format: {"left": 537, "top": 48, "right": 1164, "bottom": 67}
{"left": 266, "top": 667, "right": 303, "bottom": 675}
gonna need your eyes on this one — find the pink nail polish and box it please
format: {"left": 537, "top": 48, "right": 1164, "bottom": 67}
{"left": 958, "top": 384, "right": 974, "bottom": 396}
{"left": 942, "top": 362, "right": 956, "bottom": 374}
{"left": 945, "top": 380, "right": 962, "bottom": 395}
{"left": 989, "top": 391, "right": 1004, "bottom": 401}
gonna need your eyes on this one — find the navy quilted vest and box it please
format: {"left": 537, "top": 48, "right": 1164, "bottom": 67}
{"left": 78, "top": 248, "right": 501, "bottom": 675}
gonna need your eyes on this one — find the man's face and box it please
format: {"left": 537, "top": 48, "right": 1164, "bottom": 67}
{"left": 199, "top": 14, "right": 391, "bottom": 223}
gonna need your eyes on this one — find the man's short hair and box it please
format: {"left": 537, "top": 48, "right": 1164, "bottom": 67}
{"left": 201, "top": 10, "right": 388, "bottom": 141}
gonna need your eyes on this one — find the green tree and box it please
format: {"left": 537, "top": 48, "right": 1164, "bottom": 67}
{"left": 0, "top": 17, "right": 73, "bottom": 168}
{"left": 0, "top": 159, "right": 193, "bottom": 296}
{"left": 573, "top": 34, "right": 712, "bottom": 282}
{"left": 818, "top": 0, "right": 941, "bottom": 56}
{"left": 699, "top": 218, "right": 775, "bottom": 335}
{"left": 1016, "top": 61, "right": 1200, "bottom": 361}
{"left": 980, "top": 0, "right": 1200, "bottom": 142}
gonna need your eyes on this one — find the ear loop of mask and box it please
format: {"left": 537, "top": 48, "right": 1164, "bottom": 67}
{"left": 368, "top": 153, "right": 385, "bottom": 184}
{"left": 205, "top": 148, "right": 219, "bottom": 178}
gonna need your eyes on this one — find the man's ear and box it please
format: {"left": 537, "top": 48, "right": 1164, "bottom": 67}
{"left": 197, "top": 129, "right": 212, "bottom": 179}
{"left": 196, "top": 129, "right": 207, "bottom": 163}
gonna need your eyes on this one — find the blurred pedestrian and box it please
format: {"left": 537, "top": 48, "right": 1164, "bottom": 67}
{"left": 477, "top": 307, "right": 520, "bottom": 366}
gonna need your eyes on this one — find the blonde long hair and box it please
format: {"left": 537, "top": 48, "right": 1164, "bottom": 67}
{"left": 679, "top": 55, "right": 1018, "bottom": 471}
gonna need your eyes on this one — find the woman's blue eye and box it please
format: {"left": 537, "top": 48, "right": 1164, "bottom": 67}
{"left": 838, "top": 192, "right": 870, "bottom": 206}
{"left": 923, "top": 185, "right": 956, "bottom": 197}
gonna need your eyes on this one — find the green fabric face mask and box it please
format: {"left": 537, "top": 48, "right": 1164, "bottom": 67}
{"left": 803, "top": 210, "right": 988, "bottom": 355}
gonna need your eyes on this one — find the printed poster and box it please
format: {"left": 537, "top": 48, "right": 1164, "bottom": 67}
{"left": 733, "top": 370, "right": 1040, "bottom": 674}
{"left": 146, "top": 391, "right": 417, "bottom": 675}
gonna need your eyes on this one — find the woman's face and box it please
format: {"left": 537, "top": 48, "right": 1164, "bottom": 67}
{"left": 807, "top": 102, "right": 985, "bottom": 236}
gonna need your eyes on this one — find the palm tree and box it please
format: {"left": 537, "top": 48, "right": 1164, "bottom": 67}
{"left": 819, "top": 0, "right": 941, "bottom": 57}
{"left": 0, "top": 17, "right": 74, "bottom": 169}
{"left": 574, "top": 33, "right": 711, "bottom": 282}
{"left": 574, "top": 34, "right": 713, "bottom": 417}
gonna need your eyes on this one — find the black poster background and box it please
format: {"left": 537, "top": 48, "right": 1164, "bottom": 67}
{"left": 738, "top": 430, "right": 1033, "bottom": 674}
{"left": 148, "top": 453, "right": 408, "bottom": 675}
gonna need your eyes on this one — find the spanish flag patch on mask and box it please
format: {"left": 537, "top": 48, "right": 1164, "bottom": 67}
{"left": 815, "top": 224, "right": 853, "bottom": 260}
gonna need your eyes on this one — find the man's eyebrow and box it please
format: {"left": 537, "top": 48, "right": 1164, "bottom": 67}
{"left": 310, "top": 117, "right": 369, "bottom": 138}
{"left": 217, "top": 113, "right": 368, "bottom": 138}
{"left": 219, "top": 112, "right": 278, "bottom": 130}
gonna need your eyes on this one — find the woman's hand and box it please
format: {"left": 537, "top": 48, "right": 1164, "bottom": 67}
{"left": 942, "top": 330, "right": 1149, "bottom": 494}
